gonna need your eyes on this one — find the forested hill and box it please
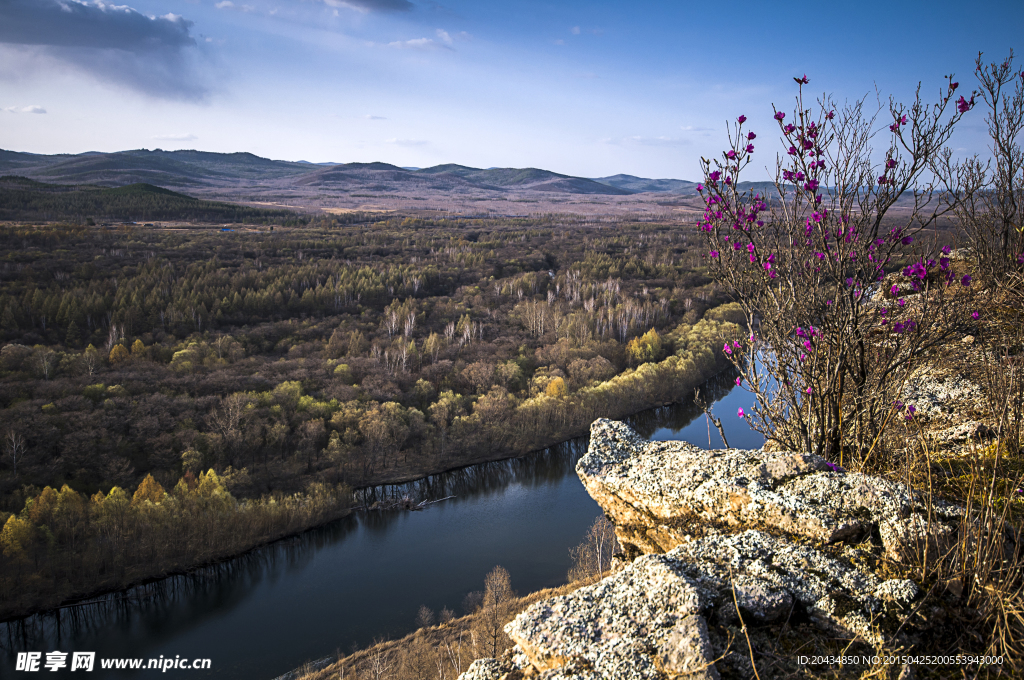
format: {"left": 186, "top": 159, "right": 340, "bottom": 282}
{"left": 0, "top": 176, "right": 301, "bottom": 223}
{"left": 0, "top": 148, "right": 697, "bottom": 196}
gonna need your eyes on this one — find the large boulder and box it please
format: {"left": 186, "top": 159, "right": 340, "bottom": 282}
{"left": 459, "top": 419, "right": 959, "bottom": 680}
{"left": 576, "top": 419, "right": 961, "bottom": 562}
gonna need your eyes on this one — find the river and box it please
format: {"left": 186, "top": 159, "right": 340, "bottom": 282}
{"left": 1, "top": 371, "right": 760, "bottom": 678}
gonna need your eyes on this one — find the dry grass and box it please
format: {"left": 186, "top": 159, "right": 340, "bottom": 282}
{"left": 289, "top": 577, "right": 600, "bottom": 680}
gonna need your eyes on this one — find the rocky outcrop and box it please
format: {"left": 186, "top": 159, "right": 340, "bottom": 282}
{"left": 578, "top": 419, "right": 961, "bottom": 563}
{"left": 460, "top": 419, "right": 963, "bottom": 680}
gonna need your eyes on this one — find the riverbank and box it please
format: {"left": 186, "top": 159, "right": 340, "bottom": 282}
{"left": 0, "top": 329, "right": 736, "bottom": 625}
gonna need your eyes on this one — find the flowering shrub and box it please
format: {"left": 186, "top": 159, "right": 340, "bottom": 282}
{"left": 697, "top": 74, "right": 978, "bottom": 462}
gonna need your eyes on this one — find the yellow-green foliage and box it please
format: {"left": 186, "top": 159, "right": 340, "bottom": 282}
{"left": 626, "top": 328, "right": 663, "bottom": 366}
{"left": 545, "top": 376, "right": 568, "bottom": 398}
{"left": 0, "top": 473, "right": 352, "bottom": 618}
{"left": 703, "top": 301, "right": 746, "bottom": 325}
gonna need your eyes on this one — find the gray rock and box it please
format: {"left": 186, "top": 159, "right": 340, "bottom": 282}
{"left": 504, "top": 552, "right": 714, "bottom": 680}
{"left": 459, "top": 658, "right": 503, "bottom": 680}
{"left": 578, "top": 419, "right": 960, "bottom": 562}
{"left": 657, "top": 615, "right": 720, "bottom": 679}
{"left": 901, "top": 367, "right": 985, "bottom": 419}
{"left": 874, "top": 579, "right": 920, "bottom": 606}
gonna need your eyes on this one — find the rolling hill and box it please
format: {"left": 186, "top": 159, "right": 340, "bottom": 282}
{"left": 0, "top": 176, "right": 300, "bottom": 222}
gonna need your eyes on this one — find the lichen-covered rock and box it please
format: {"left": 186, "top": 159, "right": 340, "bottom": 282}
{"left": 479, "top": 530, "right": 918, "bottom": 680}
{"left": 577, "top": 419, "right": 961, "bottom": 562}
{"left": 459, "top": 658, "right": 504, "bottom": 680}
{"left": 458, "top": 418, "right": 964, "bottom": 680}
{"left": 901, "top": 367, "right": 985, "bottom": 420}
{"left": 504, "top": 552, "right": 715, "bottom": 680}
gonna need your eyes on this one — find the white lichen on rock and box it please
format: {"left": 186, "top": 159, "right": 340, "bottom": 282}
{"left": 458, "top": 418, "right": 959, "bottom": 680}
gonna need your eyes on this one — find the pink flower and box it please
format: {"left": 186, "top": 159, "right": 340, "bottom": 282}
{"left": 735, "top": 376, "right": 742, "bottom": 386}
{"left": 747, "top": 132, "right": 756, "bottom": 140}
{"left": 745, "top": 144, "right": 755, "bottom": 153}
{"left": 806, "top": 387, "right": 813, "bottom": 394}
{"left": 737, "top": 407, "right": 745, "bottom": 418}
{"left": 961, "top": 275, "right": 972, "bottom": 287}
{"left": 795, "top": 74, "right": 809, "bottom": 84}
{"left": 738, "top": 115, "right": 747, "bottom": 124}
{"left": 723, "top": 343, "right": 732, "bottom": 355}
{"left": 971, "top": 310, "right": 980, "bottom": 320}
{"left": 774, "top": 111, "right": 785, "bottom": 121}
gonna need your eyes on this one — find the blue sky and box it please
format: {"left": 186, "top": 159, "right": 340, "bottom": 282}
{"left": 1, "top": 0, "right": 1020, "bottom": 179}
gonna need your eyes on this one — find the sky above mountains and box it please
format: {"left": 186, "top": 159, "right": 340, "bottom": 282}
{"left": 1, "top": 0, "right": 1021, "bottom": 179}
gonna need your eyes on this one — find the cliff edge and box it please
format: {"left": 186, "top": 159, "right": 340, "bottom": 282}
{"left": 460, "top": 419, "right": 967, "bottom": 679}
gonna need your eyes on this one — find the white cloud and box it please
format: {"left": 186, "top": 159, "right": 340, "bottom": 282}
{"left": 152, "top": 132, "right": 197, "bottom": 141}
{"left": 570, "top": 26, "right": 580, "bottom": 35}
{"left": 215, "top": 2, "right": 255, "bottom": 12}
{"left": 323, "top": 0, "right": 413, "bottom": 12}
{"left": 435, "top": 29, "right": 452, "bottom": 45}
{"left": 385, "top": 138, "right": 427, "bottom": 147}
{"left": 365, "top": 114, "right": 387, "bottom": 120}
{"left": 386, "top": 37, "right": 452, "bottom": 50}
{"left": 4, "top": 105, "right": 47, "bottom": 113}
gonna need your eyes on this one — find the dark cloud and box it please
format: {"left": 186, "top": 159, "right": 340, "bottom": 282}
{"left": 333, "top": 0, "right": 414, "bottom": 12}
{"left": 0, "top": 0, "right": 195, "bottom": 51}
{"left": 0, "top": 0, "right": 206, "bottom": 100}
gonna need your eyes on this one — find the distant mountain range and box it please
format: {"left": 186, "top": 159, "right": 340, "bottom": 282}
{"left": 0, "top": 149, "right": 701, "bottom": 196}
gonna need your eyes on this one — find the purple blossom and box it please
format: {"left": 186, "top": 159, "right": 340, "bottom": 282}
{"left": 727, "top": 150, "right": 737, "bottom": 159}
{"left": 972, "top": 310, "right": 980, "bottom": 320}
{"left": 735, "top": 376, "right": 743, "bottom": 386}
{"left": 710, "top": 250, "right": 719, "bottom": 258}
{"left": 774, "top": 111, "right": 786, "bottom": 121}
{"left": 738, "top": 407, "right": 745, "bottom": 418}
{"left": 806, "top": 387, "right": 813, "bottom": 394}
{"left": 747, "top": 132, "right": 756, "bottom": 140}
{"left": 961, "top": 275, "right": 972, "bottom": 287}
{"left": 738, "top": 115, "right": 747, "bottom": 124}
{"left": 723, "top": 343, "right": 732, "bottom": 355}
{"left": 746, "top": 144, "right": 755, "bottom": 153}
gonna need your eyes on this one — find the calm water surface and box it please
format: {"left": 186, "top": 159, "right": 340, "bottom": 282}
{"left": 1, "top": 372, "right": 759, "bottom": 679}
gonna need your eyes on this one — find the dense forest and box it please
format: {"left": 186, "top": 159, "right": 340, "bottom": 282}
{"left": 0, "top": 212, "right": 741, "bottom": 617}
{"left": 0, "top": 177, "right": 303, "bottom": 224}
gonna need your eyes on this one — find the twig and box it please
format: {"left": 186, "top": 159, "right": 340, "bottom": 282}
{"left": 729, "top": 567, "right": 762, "bottom": 680}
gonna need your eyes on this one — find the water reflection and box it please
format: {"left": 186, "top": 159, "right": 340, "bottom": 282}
{"left": 1, "top": 369, "right": 755, "bottom": 679}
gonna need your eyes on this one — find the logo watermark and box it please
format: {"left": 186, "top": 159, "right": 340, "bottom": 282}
{"left": 15, "top": 652, "right": 211, "bottom": 672}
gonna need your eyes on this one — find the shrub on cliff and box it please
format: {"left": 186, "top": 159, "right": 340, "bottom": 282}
{"left": 697, "top": 69, "right": 985, "bottom": 463}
